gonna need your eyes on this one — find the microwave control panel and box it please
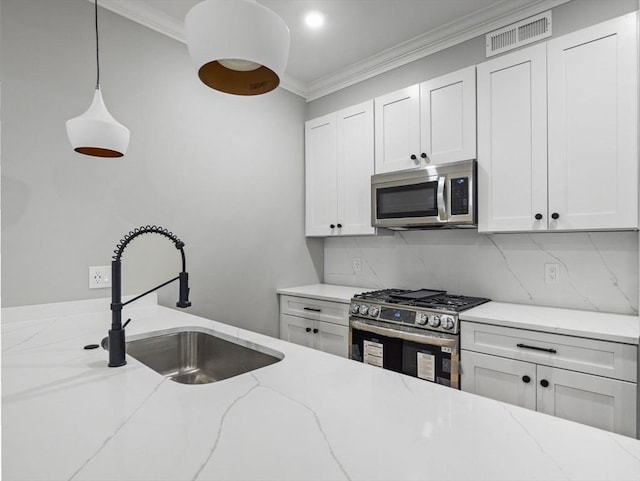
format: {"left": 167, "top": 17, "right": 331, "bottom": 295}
{"left": 450, "top": 177, "right": 469, "bottom": 216}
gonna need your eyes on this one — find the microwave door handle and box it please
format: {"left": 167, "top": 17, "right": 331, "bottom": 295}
{"left": 437, "top": 176, "right": 447, "bottom": 221}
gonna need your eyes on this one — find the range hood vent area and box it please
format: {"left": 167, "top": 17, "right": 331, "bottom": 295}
{"left": 486, "top": 11, "right": 552, "bottom": 57}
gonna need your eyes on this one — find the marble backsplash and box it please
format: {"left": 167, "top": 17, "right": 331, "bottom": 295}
{"left": 324, "top": 230, "right": 639, "bottom": 315}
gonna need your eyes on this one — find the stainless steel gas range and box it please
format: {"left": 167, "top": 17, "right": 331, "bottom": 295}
{"left": 349, "top": 288, "right": 490, "bottom": 389}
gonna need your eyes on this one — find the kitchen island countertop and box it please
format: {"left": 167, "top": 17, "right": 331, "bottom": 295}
{"left": 2, "top": 296, "right": 639, "bottom": 481}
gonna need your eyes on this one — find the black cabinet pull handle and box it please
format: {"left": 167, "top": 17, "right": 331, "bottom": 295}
{"left": 517, "top": 343, "right": 557, "bottom": 354}
{"left": 303, "top": 307, "right": 321, "bottom": 312}
{"left": 540, "top": 379, "right": 550, "bottom": 388}
{"left": 330, "top": 224, "right": 336, "bottom": 229}
{"left": 551, "top": 213, "right": 560, "bottom": 220}
{"left": 305, "top": 327, "right": 312, "bottom": 333}
{"left": 535, "top": 213, "right": 543, "bottom": 220}
{"left": 313, "top": 328, "right": 319, "bottom": 334}
{"left": 337, "top": 223, "right": 342, "bottom": 228}
{"left": 522, "top": 375, "right": 531, "bottom": 383}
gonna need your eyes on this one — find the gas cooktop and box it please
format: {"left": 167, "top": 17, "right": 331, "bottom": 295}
{"left": 353, "top": 288, "right": 490, "bottom": 312}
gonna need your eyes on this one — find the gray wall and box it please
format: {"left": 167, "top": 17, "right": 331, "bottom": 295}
{"left": 1, "top": 0, "right": 323, "bottom": 337}
{"left": 310, "top": 0, "right": 640, "bottom": 316}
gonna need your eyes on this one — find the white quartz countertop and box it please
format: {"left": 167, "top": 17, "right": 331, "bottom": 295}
{"left": 462, "top": 301, "right": 640, "bottom": 344}
{"left": 276, "top": 284, "right": 372, "bottom": 304}
{"left": 2, "top": 297, "right": 640, "bottom": 481}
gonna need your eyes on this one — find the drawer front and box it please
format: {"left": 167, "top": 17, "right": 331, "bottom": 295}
{"left": 279, "top": 295, "right": 350, "bottom": 326}
{"left": 461, "top": 321, "right": 637, "bottom": 382}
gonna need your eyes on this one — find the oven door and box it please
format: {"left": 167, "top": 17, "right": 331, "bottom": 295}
{"left": 350, "top": 318, "right": 459, "bottom": 388}
{"left": 371, "top": 170, "right": 447, "bottom": 228}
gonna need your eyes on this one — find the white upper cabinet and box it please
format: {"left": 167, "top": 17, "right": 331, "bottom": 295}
{"left": 305, "top": 112, "right": 338, "bottom": 236}
{"left": 337, "top": 101, "right": 376, "bottom": 236}
{"left": 477, "top": 44, "right": 548, "bottom": 232}
{"left": 374, "top": 85, "right": 421, "bottom": 173}
{"left": 478, "top": 12, "right": 638, "bottom": 233}
{"left": 375, "top": 67, "right": 477, "bottom": 173}
{"left": 420, "top": 66, "right": 477, "bottom": 164}
{"left": 305, "top": 100, "right": 375, "bottom": 237}
{"left": 547, "top": 13, "right": 638, "bottom": 231}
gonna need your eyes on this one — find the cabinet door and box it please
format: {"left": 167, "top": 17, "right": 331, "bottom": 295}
{"left": 547, "top": 13, "right": 638, "bottom": 231}
{"left": 477, "top": 44, "right": 548, "bottom": 232}
{"left": 314, "top": 321, "right": 349, "bottom": 358}
{"left": 374, "top": 85, "right": 421, "bottom": 173}
{"left": 420, "top": 66, "right": 476, "bottom": 164}
{"left": 337, "top": 100, "right": 375, "bottom": 236}
{"left": 280, "top": 314, "right": 314, "bottom": 349}
{"left": 461, "top": 350, "right": 537, "bottom": 410}
{"left": 537, "top": 365, "right": 637, "bottom": 438}
{"left": 305, "top": 113, "right": 338, "bottom": 236}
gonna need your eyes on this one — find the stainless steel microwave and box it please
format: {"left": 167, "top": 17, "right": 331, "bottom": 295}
{"left": 371, "top": 159, "right": 477, "bottom": 229}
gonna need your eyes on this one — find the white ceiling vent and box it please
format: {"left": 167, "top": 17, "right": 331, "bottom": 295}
{"left": 486, "top": 11, "right": 552, "bottom": 57}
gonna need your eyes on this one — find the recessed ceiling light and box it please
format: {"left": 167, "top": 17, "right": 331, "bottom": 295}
{"left": 304, "top": 10, "right": 325, "bottom": 30}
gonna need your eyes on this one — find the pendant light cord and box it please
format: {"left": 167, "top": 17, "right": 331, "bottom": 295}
{"left": 95, "top": 0, "right": 100, "bottom": 89}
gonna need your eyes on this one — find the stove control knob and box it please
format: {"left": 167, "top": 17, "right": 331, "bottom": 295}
{"left": 369, "top": 306, "right": 380, "bottom": 317}
{"left": 416, "top": 313, "right": 428, "bottom": 325}
{"left": 441, "top": 315, "right": 455, "bottom": 330}
{"left": 359, "top": 305, "right": 369, "bottom": 316}
{"left": 429, "top": 315, "right": 441, "bottom": 328}
{"left": 350, "top": 303, "right": 360, "bottom": 314}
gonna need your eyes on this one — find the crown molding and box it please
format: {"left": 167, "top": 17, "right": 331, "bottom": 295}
{"left": 95, "top": 0, "right": 186, "bottom": 44}
{"left": 92, "top": 0, "right": 571, "bottom": 101}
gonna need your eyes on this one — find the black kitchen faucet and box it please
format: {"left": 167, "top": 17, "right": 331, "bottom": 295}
{"left": 108, "top": 225, "right": 191, "bottom": 367}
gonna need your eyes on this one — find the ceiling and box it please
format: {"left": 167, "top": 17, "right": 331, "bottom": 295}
{"left": 97, "top": 0, "right": 569, "bottom": 100}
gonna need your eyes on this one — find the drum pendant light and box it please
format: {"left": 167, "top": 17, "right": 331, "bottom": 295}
{"left": 185, "top": 0, "right": 290, "bottom": 96}
{"left": 66, "top": 0, "right": 129, "bottom": 158}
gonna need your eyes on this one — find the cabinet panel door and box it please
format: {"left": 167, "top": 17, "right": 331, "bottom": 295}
{"left": 280, "top": 314, "right": 314, "bottom": 349}
{"left": 305, "top": 113, "right": 338, "bottom": 236}
{"left": 461, "top": 350, "right": 537, "bottom": 410}
{"left": 337, "top": 100, "right": 375, "bottom": 235}
{"left": 537, "top": 365, "right": 637, "bottom": 438}
{"left": 374, "top": 85, "right": 420, "bottom": 173}
{"left": 547, "top": 13, "right": 638, "bottom": 230}
{"left": 314, "top": 321, "right": 349, "bottom": 358}
{"left": 420, "top": 66, "right": 476, "bottom": 164}
{"left": 477, "top": 44, "right": 547, "bottom": 232}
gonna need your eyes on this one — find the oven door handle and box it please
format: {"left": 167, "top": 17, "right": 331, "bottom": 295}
{"left": 437, "top": 176, "right": 447, "bottom": 222}
{"left": 350, "top": 319, "right": 457, "bottom": 348}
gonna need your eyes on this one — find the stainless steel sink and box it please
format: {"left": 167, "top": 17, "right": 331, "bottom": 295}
{"left": 102, "top": 328, "right": 283, "bottom": 384}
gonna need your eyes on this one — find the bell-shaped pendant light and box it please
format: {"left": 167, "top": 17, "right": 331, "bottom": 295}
{"left": 66, "top": 0, "right": 129, "bottom": 157}
{"left": 185, "top": 0, "right": 290, "bottom": 96}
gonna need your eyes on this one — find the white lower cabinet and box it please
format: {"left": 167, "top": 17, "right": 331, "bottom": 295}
{"left": 279, "top": 295, "right": 350, "bottom": 358}
{"left": 461, "top": 322, "right": 637, "bottom": 437}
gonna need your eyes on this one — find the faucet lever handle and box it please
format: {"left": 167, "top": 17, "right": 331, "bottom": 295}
{"left": 122, "top": 318, "right": 131, "bottom": 329}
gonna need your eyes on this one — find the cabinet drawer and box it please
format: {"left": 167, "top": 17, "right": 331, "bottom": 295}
{"left": 279, "top": 295, "right": 350, "bottom": 326}
{"left": 461, "top": 321, "right": 636, "bottom": 382}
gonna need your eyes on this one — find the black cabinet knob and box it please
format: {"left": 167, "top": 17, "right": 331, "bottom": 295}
{"left": 330, "top": 224, "right": 336, "bottom": 229}
{"left": 410, "top": 154, "right": 417, "bottom": 160}
{"left": 313, "top": 328, "right": 319, "bottom": 334}
{"left": 535, "top": 213, "right": 543, "bottom": 220}
{"left": 540, "top": 379, "right": 549, "bottom": 388}
{"left": 551, "top": 213, "right": 560, "bottom": 220}
{"left": 421, "top": 153, "right": 427, "bottom": 159}
{"left": 337, "top": 223, "right": 342, "bottom": 228}
{"left": 305, "top": 327, "right": 311, "bottom": 333}
{"left": 522, "top": 375, "right": 531, "bottom": 383}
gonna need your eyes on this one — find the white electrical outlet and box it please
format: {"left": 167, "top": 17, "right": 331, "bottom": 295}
{"left": 544, "top": 263, "right": 560, "bottom": 285}
{"left": 89, "top": 266, "right": 111, "bottom": 289}
{"left": 352, "top": 257, "right": 362, "bottom": 273}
